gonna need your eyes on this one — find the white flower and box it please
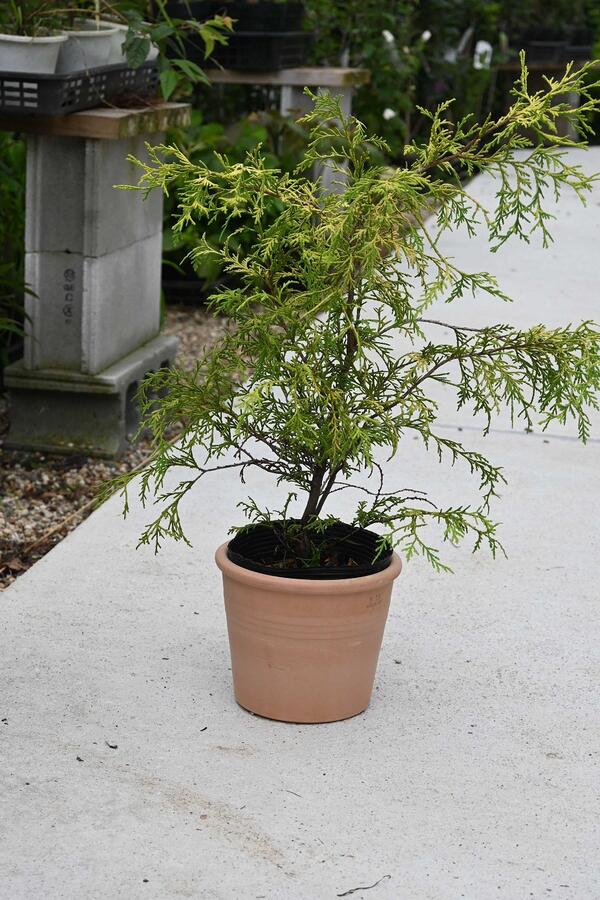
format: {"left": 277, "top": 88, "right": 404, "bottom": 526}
{"left": 383, "top": 108, "right": 397, "bottom": 121}
{"left": 421, "top": 30, "right": 432, "bottom": 43}
{"left": 473, "top": 40, "right": 493, "bottom": 70}
{"left": 382, "top": 30, "right": 395, "bottom": 44}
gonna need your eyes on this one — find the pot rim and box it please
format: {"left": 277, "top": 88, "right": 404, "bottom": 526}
{"left": 102, "top": 20, "right": 150, "bottom": 31}
{"left": 215, "top": 541, "right": 402, "bottom": 594}
{"left": 64, "top": 20, "right": 120, "bottom": 37}
{"left": 0, "top": 32, "right": 68, "bottom": 43}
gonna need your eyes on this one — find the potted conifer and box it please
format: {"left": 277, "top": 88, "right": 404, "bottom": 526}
{"left": 115, "top": 59, "right": 600, "bottom": 724}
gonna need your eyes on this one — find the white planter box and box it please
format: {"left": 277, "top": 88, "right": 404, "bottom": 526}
{"left": 0, "top": 32, "right": 67, "bottom": 74}
{"left": 56, "top": 20, "right": 118, "bottom": 73}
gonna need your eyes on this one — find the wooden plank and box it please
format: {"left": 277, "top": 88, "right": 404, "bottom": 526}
{"left": 207, "top": 67, "right": 371, "bottom": 87}
{"left": 0, "top": 102, "right": 190, "bottom": 139}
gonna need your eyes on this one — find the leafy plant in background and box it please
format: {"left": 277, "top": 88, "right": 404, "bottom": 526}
{"left": 114, "top": 0, "right": 233, "bottom": 99}
{"left": 0, "top": 280, "right": 31, "bottom": 387}
{"left": 305, "top": 0, "right": 419, "bottom": 154}
{"left": 115, "top": 61, "right": 600, "bottom": 569}
{"left": 499, "top": 0, "right": 596, "bottom": 38}
{"left": 414, "top": 0, "right": 507, "bottom": 128}
{"left": 0, "top": 1, "right": 66, "bottom": 34}
{"left": 89, "top": 0, "right": 233, "bottom": 100}
{"left": 0, "top": 1, "right": 233, "bottom": 99}
{"left": 0, "top": 133, "right": 27, "bottom": 381}
{"left": 304, "top": 0, "right": 600, "bottom": 158}
{"left": 305, "top": 0, "right": 506, "bottom": 155}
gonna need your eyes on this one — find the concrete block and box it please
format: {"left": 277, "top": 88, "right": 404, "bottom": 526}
{"left": 25, "top": 133, "right": 163, "bottom": 257}
{"left": 6, "top": 386, "right": 126, "bottom": 457}
{"left": 23, "top": 231, "right": 162, "bottom": 375}
{"left": 84, "top": 136, "right": 164, "bottom": 258}
{"left": 25, "top": 136, "right": 86, "bottom": 254}
{"left": 14, "top": 125, "right": 173, "bottom": 455}
{"left": 4, "top": 333, "right": 177, "bottom": 456}
{"left": 280, "top": 85, "right": 352, "bottom": 193}
{"left": 82, "top": 231, "right": 163, "bottom": 375}
{"left": 280, "top": 84, "right": 352, "bottom": 119}
{"left": 24, "top": 251, "right": 84, "bottom": 371}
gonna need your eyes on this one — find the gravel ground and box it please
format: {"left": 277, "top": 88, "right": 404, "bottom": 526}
{"left": 0, "top": 306, "right": 228, "bottom": 591}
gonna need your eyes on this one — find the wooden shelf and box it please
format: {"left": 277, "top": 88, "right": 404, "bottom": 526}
{"left": 0, "top": 102, "right": 190, "bottom": 140}
{"left": 206, "top": 67, "right": 371, "bottom": 87}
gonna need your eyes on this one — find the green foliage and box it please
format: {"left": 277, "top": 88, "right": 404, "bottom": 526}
{"left": 305, "top": 0, "right": 506, "bottom": 158}
{"left": 305, "top": 0, "right": 600, "bottom": 159}
{"left": 107, "top": 61, "right": 600, "bottom": 568}
{"left": 501, "top": 0, "right": 596, "bottom": 34}
{"left": 117, "top": 0, "right": 233, "bottom": 100}
{"left": 0, "top": 0, "right": 65, "bottom": 34}
{"left": 163, "top": 108, "right": 309, "bottom": 292}
{"left": 306, "top": 0, "right": 414, "bottom": 153}
{"left": 0, "top": 133, "right": 27, "bottom": 376}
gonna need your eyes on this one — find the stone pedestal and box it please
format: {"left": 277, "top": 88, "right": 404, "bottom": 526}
{"left": 1, "top": 104, "right": 189, "bottom": 456}
{"left": 208, "top": 68, "right": 370, "bottom": 193}
{"left": 280, "top": 82, "right": 353, "bottom": 194}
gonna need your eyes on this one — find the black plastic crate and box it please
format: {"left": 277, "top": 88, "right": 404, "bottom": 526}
{"left": 203, "top": 31, "right": 312, "bottom": 70}
{"left": 562, "top": 43, "right": 593, "bottom": 62}
{"left": 162, "top": 264, "right": 211, "bottom": 305}
{"left": 522, "top": 41, "right": 568, "bottom": 63}
{"left": 168, "top": 1, "right": 305, "bottom": 31}
{"left": 0, "top": 61, "right": 159, "bottom": 116}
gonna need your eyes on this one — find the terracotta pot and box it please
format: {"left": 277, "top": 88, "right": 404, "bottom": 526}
{"left": 215, "top": 543, "right": 402, "bottom": 723}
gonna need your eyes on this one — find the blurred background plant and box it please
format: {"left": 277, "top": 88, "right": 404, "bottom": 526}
{"left": 0, "top": 133, "right": 27, "bottom": 386}
{"left": 305, "top": 0, "right": 600, "bottom": 156}
{"left": 111, "top": 0, "right": 233, "bottom": 99}
{"left": 0, "top": 0, "right": 65, "bottom": 35}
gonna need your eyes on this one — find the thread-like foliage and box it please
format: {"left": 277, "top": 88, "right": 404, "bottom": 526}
{"left": 115, "top": 57, "right": 600, "bottom": 571}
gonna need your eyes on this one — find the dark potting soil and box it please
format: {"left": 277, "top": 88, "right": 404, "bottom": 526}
{"left": 227, "top": 521, "right": 393, "bottom": 580}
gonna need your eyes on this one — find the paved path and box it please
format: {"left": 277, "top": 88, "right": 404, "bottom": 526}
{"left": 2, "top": 150, "right": 600, "bottom": 900}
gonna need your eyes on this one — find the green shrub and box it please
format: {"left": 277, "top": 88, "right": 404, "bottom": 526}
{"left": 115, "top": 61, "right": 600, "bottom": 569}
{"left": 163, "top": 108, "right": 308, "bottom": 295}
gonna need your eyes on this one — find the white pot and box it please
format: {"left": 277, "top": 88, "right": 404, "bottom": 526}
{"left": 56, "top": 20, "right": 119, "bottom": 74}
{"left": 104, "top": 21, "right": 159, "bottom": 65}
{"left": 106, "top": 22, "right": 127, "bottom": 64}
{"left": 0, "top": 32, "right": 68, "bottom": 75}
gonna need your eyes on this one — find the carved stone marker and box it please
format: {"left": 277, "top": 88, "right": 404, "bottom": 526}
{"left": 1, "top": 104, "right": 190, "bottom": 456}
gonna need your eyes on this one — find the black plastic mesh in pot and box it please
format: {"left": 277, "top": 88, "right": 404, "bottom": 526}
{"left": 227, "top": 521, "right": 392, "bottom": 580}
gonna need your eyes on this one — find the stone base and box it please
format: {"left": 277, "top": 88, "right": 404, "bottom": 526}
{"left": 3, "top": 334, "right": 178, "bottom": 458}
